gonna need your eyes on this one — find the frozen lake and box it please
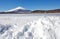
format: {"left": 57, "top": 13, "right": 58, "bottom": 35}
{"left": 0, "top": 13, "right": 60, "bottom": 27}
{"left": 0, "top": 13, "right": 60, "bottom": 39}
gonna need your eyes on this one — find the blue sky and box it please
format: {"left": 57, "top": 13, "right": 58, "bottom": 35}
{"left": 0, "top": 0, "right": 60, "bottom": 11}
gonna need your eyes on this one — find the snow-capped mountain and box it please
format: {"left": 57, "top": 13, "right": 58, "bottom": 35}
{"left": 5, "top": 7, "right": 25, "bottom": 12}
{"left": 4, "top": 6, "right": 31, "bottom": 14}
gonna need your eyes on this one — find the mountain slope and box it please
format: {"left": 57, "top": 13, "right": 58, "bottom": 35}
{"left": 0, "top": 7, "right": 31, "bottom": 14}
{"left": 5, "top": 7, "right": 25, "bottom": 12}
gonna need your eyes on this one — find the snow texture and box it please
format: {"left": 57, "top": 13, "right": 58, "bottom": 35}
{"left": 0, "top": 16, "right": 60, "bottom": 39}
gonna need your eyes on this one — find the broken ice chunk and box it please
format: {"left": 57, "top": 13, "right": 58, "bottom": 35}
{"left": 0, "top": 24, "right": 11, "bottom": 34}
{"left": 28, "top": 32, "right": 33, "bottom": 36}
{"left": 23, "top": 24, "right": 30, "bottom": 32}
{"left": 14, "top": 32, "right": 24, "bottom": 39}
{"left": 17, "top": 32, "right": 24, "bottom": 36}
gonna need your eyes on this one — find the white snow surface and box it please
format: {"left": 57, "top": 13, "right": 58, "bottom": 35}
{"left": 0, "top": 14, "right": 60, "bottom": 39}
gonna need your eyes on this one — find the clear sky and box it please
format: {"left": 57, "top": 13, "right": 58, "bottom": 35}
{"left": 0, "top": 0, "right": 60, "bottom": 11}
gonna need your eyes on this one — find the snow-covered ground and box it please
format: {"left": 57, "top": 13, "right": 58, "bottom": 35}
{"left": 0, "top": 14, "right": 60, "bottom": 39}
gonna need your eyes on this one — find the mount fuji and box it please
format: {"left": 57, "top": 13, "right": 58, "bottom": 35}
{"left": 0, "top": 7, "right": 31, "bottom": 14}
{"left": 5, "top": 7, "right": 25, "bottom": 12}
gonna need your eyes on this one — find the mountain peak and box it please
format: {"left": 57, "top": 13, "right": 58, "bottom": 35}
{"left": 14, "top": 6, "right": 25, "bottom": 10}
{"left": 5, "top": 6, "right": 25, "bottom": 12}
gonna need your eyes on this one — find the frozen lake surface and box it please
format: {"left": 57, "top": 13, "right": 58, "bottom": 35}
{"left": 0, "top": 13, "right": 60, "bottom": 39}
{"left": 0, "top": 13, "right": 60, "bottom": 26}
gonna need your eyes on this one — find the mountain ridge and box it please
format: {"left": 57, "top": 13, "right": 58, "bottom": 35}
{"left": 0, "top": 7, "right": 60, "bottom": 14}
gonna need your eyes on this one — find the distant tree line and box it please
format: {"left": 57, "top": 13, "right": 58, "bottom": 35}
{"left": 31, "top": 9, "right": 60, "bottom": 13}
